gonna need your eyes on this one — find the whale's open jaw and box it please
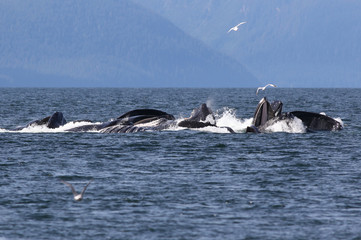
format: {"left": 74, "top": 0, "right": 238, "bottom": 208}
{"left": 247, "top": 97, "right": 342, "bottom": 133}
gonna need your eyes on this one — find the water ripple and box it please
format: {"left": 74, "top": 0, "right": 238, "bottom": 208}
{"left": 1, "top": 88, "right": 360, "bottom": 239}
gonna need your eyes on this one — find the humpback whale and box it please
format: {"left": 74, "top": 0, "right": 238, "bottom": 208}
{"left": 98, "top": 103, "right": 234, "bottom": 133}
{"left": 15, "top": 112, "right": 67, "bottom": 130}
{"left": 35, "top": 103, "right": 234, "bottom": 133}
{"left": 178, "top": 103, "right": 216, "bottom": 128}
{"left": 290, "top": 111, "right": 343, "bottom": 131}
{"left": 99, "top": 109, "right": 176, "bottom": 133}
{"left": 246, "top": 97, "right": 343, "bottom": 133}
{"left": 178, "top": 104, "right": 235, "bottom": 133}
{"left": 64, "top": 108, "right": 176, "bottom": 133}
{"left": 7, "top": 100, "right": 341, "bottom": 134}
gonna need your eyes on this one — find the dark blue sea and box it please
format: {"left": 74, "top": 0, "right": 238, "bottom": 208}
{"left": 1, "top": 88, "right": 360, "bottom": 239}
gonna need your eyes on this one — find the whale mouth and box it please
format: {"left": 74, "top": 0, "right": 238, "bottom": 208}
{"left": 248, "top": 97, "right": 342, "bottom": 133}
{"left": 252, "top": 97, "right": 283, "bottom": 127}
{"left": 47, "top": 112, "right": 67, "bottom": 129}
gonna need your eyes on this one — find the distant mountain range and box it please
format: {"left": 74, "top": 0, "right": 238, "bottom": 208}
{"left": 0, "top": 0, "right": 257, "bottom": 87}
{"left": 134, "top": 0, "right": 361, "bottom": 87}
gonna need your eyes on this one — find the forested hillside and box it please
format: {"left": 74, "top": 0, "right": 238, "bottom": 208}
{"left": 135, "top": 0, "right": 361, "bottom": 87}
{"left": 0, "top": 0, "right": 257, "bottom": 87}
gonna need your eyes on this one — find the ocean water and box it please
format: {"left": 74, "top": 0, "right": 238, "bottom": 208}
{"left": 0, "top": 88, "right": 360, "bottom": 239}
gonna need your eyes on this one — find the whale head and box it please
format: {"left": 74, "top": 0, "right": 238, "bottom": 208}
{"left": 177, "top": 103, "right": 216, "bottom": 129}
{"left": 186, "top": 103, "right": 215, "bottom": 123}
{"left": 47, "top": 112, "right": 67, "bottom": 128}
{"left": 252, "top": 97, "right": 283, "bottom": 127}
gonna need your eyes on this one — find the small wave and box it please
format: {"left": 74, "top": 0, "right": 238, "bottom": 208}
{"left": 60, "top": 121, "right": 102, "bottom": 132}
{"left": 0, "top": 128, "right": 10, "bottom": 133}
{"left": 6, "top": 121, "right": 100, "bottom": 133}
{"left": 192, "top": 126, "right": 233, "bottom": 134}
{"left": 16, "top": 125, "right": 55, "bottom": 133}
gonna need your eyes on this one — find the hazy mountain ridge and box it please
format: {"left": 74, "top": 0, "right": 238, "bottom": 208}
{"left": 0, "top": 0, "right": 257, "bottom": 87}
{"left": 134, "top": 0, "right": 361, "bottom": 87}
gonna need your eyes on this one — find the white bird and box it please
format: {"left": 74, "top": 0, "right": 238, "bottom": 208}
{"left": 256, "top": 84, "right": 277, "bottom": 95}
{"left": 61, "top": 179, "right": 93, "bottom": 201}
{"left": 227, "top": 21, "right": 247, "bottom": 33}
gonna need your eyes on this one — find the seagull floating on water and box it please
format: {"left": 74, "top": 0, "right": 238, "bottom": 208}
{"left": 61, "top": 179, "right": 93, "bottom": 201}
{"left": 227, "top": 21, "right": 247, "bottom": 33}
{"left": 256, "top": 84, "right": 277, "bottom": 95}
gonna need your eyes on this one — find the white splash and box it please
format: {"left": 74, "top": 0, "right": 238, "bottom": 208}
{"left": 135, "top": 118, "right": 165, "bottom": 127}
{"left": 265, "top": 117, "right": 306, "bottom": 133}
{"left": 172, "top": 107, "right": 249, "bottom": 134}
{"left": 6, "top": 121, "right": 100, "bottom": 133}
{"left": 320, "top": 112, "right": 344, "bottom": 128}
{"left": 206, "top": 98, "right": 215, "bottom": 110}
{"left": 61, "top": 121, "right": 101, "bottom": 132}
{"left": 203, "top": 114, "right": 216, "bottom": 125}
{"left": 2, "top": 106, "right": 341, "bottom": 135}
{"left": 0, "top": 128, "right": 9, "bottom": 133}
{"left": 166, "top": 107, "right": 308, "bottom": 134}
{"left": 192, "top": 125, "right": 232, "bottom": 134}
{"left": 334, "top": 117, "right": 344, "bottom": 128}
{"left": 215, "top": 107, "right": 252, "bottom": 133}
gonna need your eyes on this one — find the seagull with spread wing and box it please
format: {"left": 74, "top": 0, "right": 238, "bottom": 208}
{"left": 256, "top": 84, "right": 277, "bottom": 95}
{"left": 227, "top": 21, "right": 247, "bottom": 33}
{"left": 61, "top": 179, "right": 93, "bottom": 201}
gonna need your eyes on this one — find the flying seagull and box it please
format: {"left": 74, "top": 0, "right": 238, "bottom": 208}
{"left": 227, "top": 21, "right": 247, "bottom": 33}
{"left": 61, "top": 179, "right": 93, "bottom": 201}
{"left": 256, "top": 84, "right": 277, "bottom": 95}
